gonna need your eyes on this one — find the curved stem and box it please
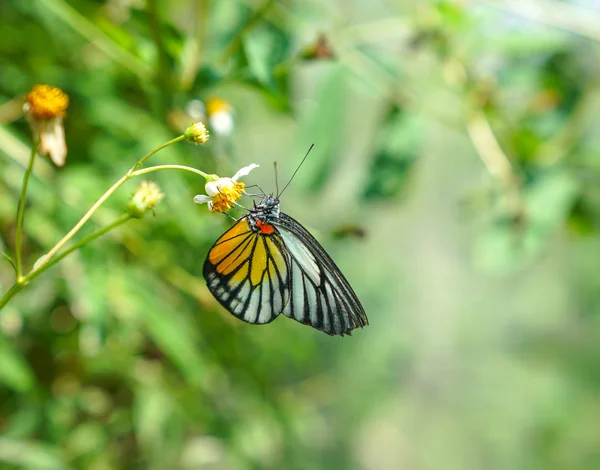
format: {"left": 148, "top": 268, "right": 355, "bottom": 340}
{"left": 0, "top": 215, "right": 132, "bottom": 311}
{"left": 35, "top": 135, "right": 185, "bottom": 269}
{"left": 134, "top": 135, "right": 185, "bottom": 170}
{"left": 131, "top": 164, "right": 209, "bottom": 179}
{"left": 15, "top": 140, "right": 39, "bottom": 281}
{"left": 26, "top": 214, "right": 132, "bottom": 282}
{"left": 37, "top": 173, "right": 130, "bottom": 268}
{"left": 0, "top": 283, "right": 23, "bottom": 311}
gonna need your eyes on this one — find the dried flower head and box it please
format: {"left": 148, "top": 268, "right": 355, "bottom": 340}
{"left": 300, "top": 34, "right": 335, "bottom": 60}
{"left": 24, "top": 84, "right": 69, "bottom": 166}
{"left": 194, "top": 164, "right": 259, "bottom": 213}
{"left": 126, "top": 181, "right": 165, "bottom": 218}
{"left": 184, "top": 121, "right": 210, "bottom": 145}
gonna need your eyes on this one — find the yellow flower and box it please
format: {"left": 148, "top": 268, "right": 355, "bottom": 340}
{"left": 24, "top": 84, "right": 69, "bottom": 166}
{"left": 206, "top": 98, "right": 233, "bottom": 136}
{"left": 193, "top": 164, "right": 259, "bottom": 213}
{"left": 126, "top": 181, "right": 165, "bottom": 218}
{"left": 184, "top": 121, "right": 210, "bottom": 144}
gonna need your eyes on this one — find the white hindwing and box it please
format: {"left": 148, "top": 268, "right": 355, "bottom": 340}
{"left": 275, "top": 213, "right": 368, "bottom": 336}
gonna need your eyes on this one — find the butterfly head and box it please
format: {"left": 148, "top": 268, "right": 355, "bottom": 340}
{"left": 257, "top": 194, "right": 280, "bottom": 217}
{"left": 262, "top": 194, "right": 279, "bottom": 209}
{"left": 248, "top": 194, "right": 280, "bottom": 232}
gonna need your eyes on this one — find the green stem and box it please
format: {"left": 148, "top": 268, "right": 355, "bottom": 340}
{"left": 131, "top": 164, "right": 209, "bottom": 179}
{"left": 134, "top": 135, "right": 185, "bottom": 170}
{"left": 36, "top": 135, "right": 185, "bottom": 269}
{"left": 38, "top": 173, "right": 129, "bottom": 268}
{"left": 0, "top": 283, "right": 23, "bottom": 311}
{"left": 26, "top": 214, "right": 132, "bottom": 282}
{"left": 14, "top": 141, "right": 39, "bottom": 281}
{"left": 0, "top": 214, "right": 132, "bottom": 311}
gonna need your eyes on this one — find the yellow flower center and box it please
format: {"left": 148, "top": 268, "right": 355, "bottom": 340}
{"left": 210, "top": 182, "right": 245, "bottom": 212}
{"left": 25, "top": 84, "right": 69, "bottom": 120}
{"left": 206, "top": 98, "right": 231, "bottom": 117}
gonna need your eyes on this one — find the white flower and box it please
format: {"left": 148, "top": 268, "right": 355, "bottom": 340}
{"left": 194, "top": 163, "right": 259, "bottom": 213}
{"left": 206, "top": 98, "right": 234, "bottom": 136}
{"left": 209, "top": 111, "right": 233, "bottom": 136}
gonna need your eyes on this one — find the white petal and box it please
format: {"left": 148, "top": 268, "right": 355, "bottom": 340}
{"left": 39, "top": 118, "right": 67, "bottom": 167}
{"left": 193, "top": 194, "right": 212, "bottom": 204}
{"left": 232, "top": 163, "right": 259, "bottom": 181}
{"left": 205, "top": 181, "right": 220, "bottom": 196}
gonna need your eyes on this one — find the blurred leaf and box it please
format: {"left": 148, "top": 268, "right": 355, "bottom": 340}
{"left": 0, "top": 437, "right": 71, "bottom": 470}
{"left": 133, "top": 387, "right": 173, "bottom": 451}
{"left": 474, "top": 170, "right": 580, "bottom": 273}
{"left": 526, "top": 170, "right": 580, "bottom": 229}
{"left": 363, "top": 105, "right": 422, "bottom": 200}
{"left": 295, "top": 65, "right": 349, "bottom": 192}
{"left": 0, "top": 334, "right": 36, "bottom": 393}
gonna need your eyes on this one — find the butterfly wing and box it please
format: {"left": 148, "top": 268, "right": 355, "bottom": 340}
{"left": 203, "top": 217, "right": 290, "bottom": 324}
{"left": 274, "top": 213, "right": 368, "bottom": 336}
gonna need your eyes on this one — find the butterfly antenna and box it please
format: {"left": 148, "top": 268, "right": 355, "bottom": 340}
{"left": 278, "top": 144, "right": 314, "bottom": 198}
{"left": 274, "top": 161, "right": 280, "bottom": 196}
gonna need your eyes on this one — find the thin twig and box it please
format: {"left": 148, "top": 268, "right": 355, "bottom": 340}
{"left": 26, "top": 214, "right": 132, "bottom": 282}
{"left": 0, "top": 214, "right": 132, "bottom": 311}
{"left": 466, "top": 111, "right": 523, "bottom": 217}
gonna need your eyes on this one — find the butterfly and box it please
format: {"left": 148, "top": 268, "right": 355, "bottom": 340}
{"left": 203, "top": 195, "right": 368, "bottom": 336}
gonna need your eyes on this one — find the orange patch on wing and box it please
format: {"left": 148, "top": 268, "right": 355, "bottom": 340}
{"left": 219, "top": 237, "right": 255, "bottom": 275}
{"left": 209, "top": 219, "right": 252, "bottom": 265}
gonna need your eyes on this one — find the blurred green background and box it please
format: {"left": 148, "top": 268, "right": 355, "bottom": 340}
{"left": 2, "top": 0, "right": 600, "bottom": 469}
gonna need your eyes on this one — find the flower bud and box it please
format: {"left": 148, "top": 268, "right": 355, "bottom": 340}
{"left": 184, "top": 121, "right": 210, "bottom": 145}
{"left": 126, "top": 181, "right": 165, "bottom": 218}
